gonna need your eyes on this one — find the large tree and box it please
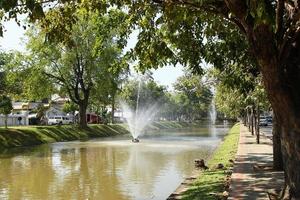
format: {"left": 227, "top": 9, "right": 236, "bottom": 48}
{"left": 23, "top": 9, "right": 127, "bottom": 127}
{"left": 123, "top": 2, "right": 300, "bottom": 196}
{"left": 90, "top": 62, "right": 129, "bottom": 124}
{"left": 120, "top": 75, "right": 167, "bottom": 110}
{"left": 173, "top": 72, "right": 212, "bottom": 121}
{"left": 0, "top": 95, "right": 12, "bottom": 129}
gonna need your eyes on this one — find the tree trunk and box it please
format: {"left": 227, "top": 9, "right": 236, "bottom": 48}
{"left": 243, "top": 111, "right": 247, "bottom": 125}
{"left": 272, "top": 114, "right": 283, "bottom": 171}
{"left": 254, "top": 106, "right": 257, "bottom": 134}
{"left": 258, "top": 49, "right": 300, "bottom": 198}
{"left": 111, "top": 94, "right": 115, "bottom": 124}
{"left": 251, "top": 107, "right": 254, "bottom": 135}
{"left": 247, "top": 107, "right": 251, "bottom": 130}
{"left": 4, "top": 114, "right": 8, "bottom": 129}
{"left": 78, "top": 101, "right": 88, "bottom": 128}
{"left": 279, "top": 119, "right": 300, "bottom": 198}
{"left": 256, "top": 105, "right": 260, "bottom": 144}
{"left": 254, "top": 38, "right": 300, "bottom": 197}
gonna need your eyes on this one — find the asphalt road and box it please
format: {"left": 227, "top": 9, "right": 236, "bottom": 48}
{"left": 260, "top": 124, "right": 272, "bottom": 137}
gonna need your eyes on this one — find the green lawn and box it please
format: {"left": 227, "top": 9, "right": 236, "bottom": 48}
{"left": 182, "top": 123, "right": 240, "bottom": 200}
{"left": 0, "top": 124, "right": 130, "bottom": 149}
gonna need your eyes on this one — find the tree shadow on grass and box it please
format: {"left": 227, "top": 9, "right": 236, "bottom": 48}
{"left": 180, "top": 170, "right": 225, "bottom": 200}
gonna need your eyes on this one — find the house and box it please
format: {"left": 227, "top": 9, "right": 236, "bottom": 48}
{"left": 0, "top": 113, "right": 29, "bottom": 126}
{"left": 12, "top": 102, "right": 44, "bottom": 114}
{"left": 9, "top": 100, "right": 65, "bottom": 126}
{"left": 51, "top": 94, "right": 70, "bottom": 110}
{"left": 87, "top": 113, "right": 100, "bottom": 124}
{"left": 1, "top": 101, "right": 43, "bottom": 126}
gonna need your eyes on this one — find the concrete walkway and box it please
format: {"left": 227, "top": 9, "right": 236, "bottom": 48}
{"left": 229, "top": 125, "right": 284, "bottom": 200}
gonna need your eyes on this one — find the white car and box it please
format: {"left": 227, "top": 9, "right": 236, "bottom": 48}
{"left": 259, "top": 118, "right": 268, "bottom": 126}
{"left": 48, "top": 116, "right": 73, "bottom": 125}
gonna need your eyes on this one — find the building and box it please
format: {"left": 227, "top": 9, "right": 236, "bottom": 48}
{"left": 0, "top": 114, "right": 29, "bottom": 126}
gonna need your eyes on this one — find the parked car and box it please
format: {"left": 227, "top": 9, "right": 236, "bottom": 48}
{"left": 266, "top": 116, "right": 272, "bottom": 123}
{"left": 48, "top": 116, "right": 72, "bottom": 125}
{"left": 259, "top": 118, "right": 268, "bottom": 126}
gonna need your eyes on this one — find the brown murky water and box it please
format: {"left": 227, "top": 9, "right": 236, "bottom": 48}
{"left": 0, "top": 124, "right": 231, "bottom": 200}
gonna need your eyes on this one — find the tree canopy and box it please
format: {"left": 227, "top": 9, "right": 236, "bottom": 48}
{"left": 0, "top": 95, "right": 12, "bottom": 128}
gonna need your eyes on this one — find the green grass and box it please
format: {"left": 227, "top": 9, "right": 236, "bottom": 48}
{"left": 148, "top": 121, "right": 200, "bottom": 130}
{"left": 0, "top": 121, "right": 198, "bottom": 149}
{"left": 182, "top": 123, "right": 240, "bottom": 200}
{"left": 0, "top": 124, "right": 130, "bottom": 149}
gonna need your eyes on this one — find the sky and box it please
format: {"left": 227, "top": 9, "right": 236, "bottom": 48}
{"left": 0, "top": 20, "right": 184, "bottom": 90}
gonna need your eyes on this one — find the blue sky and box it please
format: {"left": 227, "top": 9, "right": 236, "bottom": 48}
{"left": 0, "top": 20, "right": 184, "bottom": 90}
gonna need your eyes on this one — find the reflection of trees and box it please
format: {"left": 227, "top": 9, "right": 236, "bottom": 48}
{"left": 44, "top": 146, "right": 130, "bottom": 200}
{"left": 0, "top": 146, "right": 55, "bottom": 200}
{"left": 118, "top": 145, "right": 172, "bottom": 197}
{"left": 0, "top": 139, "right": 219, "bottom": 200}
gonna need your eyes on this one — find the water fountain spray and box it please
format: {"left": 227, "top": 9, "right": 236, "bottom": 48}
{"left": 121, "top": 75, "right": 159, "bottom": 143}
{"left": 209, "top": 87, "right": 217, "bottom": 137}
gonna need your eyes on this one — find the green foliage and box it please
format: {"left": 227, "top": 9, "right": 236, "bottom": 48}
{"left": 4, "top": 52, "right": 55, "bottom": 100}
{"left": 250, "top": 79, "right": 270, "bottom": 110}
{"left": 62, "top": 101, "right": 78, "bottom": 114}
{"left": 119, "top": 75, "right": 167, "bottom": 109}
{"left": 0, "top": 51, "right": 26, "bottom": 97}
{"left": 0, "top": 95, "right": 12, "bottom": 128}
{"left": 0, "top": 95, "right": 12, "bottom": 115}
{"left": 120, "top": 70, "right": 212, "bottom": 121}
{"left": 172, "top": 71, "right": 212, "bottom": 120}
{"left": 214, "top": 64, "right": 269, "bottom": 119}
{"left": 7, "top": 8, "right": 128, "bottom": 123}
{"left": 0, "top": 52, "right": 9, "bottom": 94}
{"left": 215, "top": 85, "right": 247, "bottom": 119}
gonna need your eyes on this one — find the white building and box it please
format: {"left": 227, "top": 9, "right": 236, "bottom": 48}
{"left": 0, "top": 114, "right": 29, "bottom": 126}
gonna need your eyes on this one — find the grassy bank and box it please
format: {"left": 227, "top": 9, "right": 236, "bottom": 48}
{"left": 148, "top": 121, "right": 200, "bottom": 130}
{"left": 0, "top": 121, "right": 197, "bottom": 149}
{"left": 182, "top": 123, "right": 240, "bottom": 200}
{"left": 0, "top": 124, "right": 130, "bottom": 149}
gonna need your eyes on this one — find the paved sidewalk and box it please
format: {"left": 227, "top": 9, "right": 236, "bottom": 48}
{"left": 229, "top": 125, "right": 284, "bottom": 200}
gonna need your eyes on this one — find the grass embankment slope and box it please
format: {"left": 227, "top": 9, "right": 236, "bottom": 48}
{"left": 182, "top": 123, "right": 240, "bottom": 200}
{"left": 149, "top": 121, "right": 199, "bottom": 130}
{"left": 0, "top": 121, "right": 195, "bottom": 149}
{"left": 0, "top": 124, "right": 129, "bottom": 149}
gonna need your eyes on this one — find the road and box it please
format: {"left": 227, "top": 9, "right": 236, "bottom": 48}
{"left": 260, "top": 125, "right": 272, "bottom": 138}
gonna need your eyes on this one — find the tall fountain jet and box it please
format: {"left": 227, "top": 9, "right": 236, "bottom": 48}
{"left": 209, "top": 87, "right": 217, "bottom": 125}
{"left": 209, "top": 88, "right": 217, "bottom": 138}
{"left": 121, "top": 76, "right": 159, "bottom": 143}
{"left": 209, "top": 98, "right": 217, "bottom": 125}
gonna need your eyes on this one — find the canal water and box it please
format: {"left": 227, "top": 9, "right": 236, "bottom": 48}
{"left": 0, "top": 123, "right": 231, "bottom": 200}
